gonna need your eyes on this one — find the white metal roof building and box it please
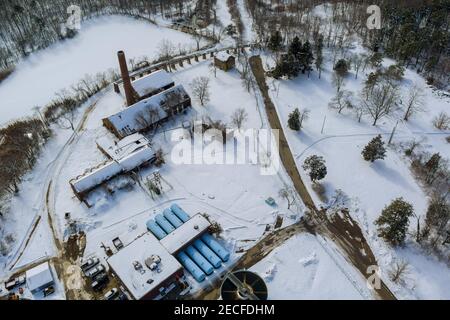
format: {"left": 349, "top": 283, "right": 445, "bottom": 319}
{"left": 160, "top": 214, "right": 211, "bottom": 255}
{"left": 103, "top": 84, "right": 191, "bottom": 139}
{"left": 70, "top": 136, "right": 155, "bottom": 199}
{"left": 26, "top": 262, "right": 54, "bottom": 294}
{"left": 96, "top": 133, "right": 153, "bottom": 162}
{"left": 131, "top": 70, "right": 174, "bottom": 99}
{"left": 107, "top": 233, "right": 184, "bottom": 300}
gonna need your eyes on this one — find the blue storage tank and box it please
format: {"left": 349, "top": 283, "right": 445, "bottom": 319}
{"left": 155, "top": 214, "right": 176, "bottom": 234}
{"left": 193, "top": 239, "right": 222, "bottom": 269}
{"left": 146, "top": 220, "right": 167, "bottom": 240}
{"left": 185, "top": 246, "right": 214, "bottom": 275}
{"left": 170, "top": 203, "right": 190, "bottom": 222}
{"left": 163, "top": 208, "right": 184, "bottom": 228}
{"left": 177, "top": 252, "right": 206, "bottom": 282}
{"left": 201, "top": 234, "right": 230, "bottom": 262}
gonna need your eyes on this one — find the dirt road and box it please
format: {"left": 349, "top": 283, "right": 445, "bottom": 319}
{"left": 249, "top": 55, "right": 396, "bottom": 300}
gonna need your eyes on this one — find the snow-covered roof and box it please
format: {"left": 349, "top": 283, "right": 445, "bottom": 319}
{"left": 215, "top": 52, "right": 234, "bottom": 62}
{"left": 96, "top": 133, "right": 152, "bottom": 162}
{"left": 104, "top": 85, "right": 190, "bottom": 137}
{"left": 160, "top": 214, "right": 211, "bottom": 255}
{"left": 71, "top": 142, "right": 155, "bottom": 194}
{"left": 107, "top": 233, "right": 182, "bottom": 300}
{"left": 131, "top": 70, "right": 174, "bottom": 97}
{"left": 26, "top": 262, "right": 54, "bottom": 292}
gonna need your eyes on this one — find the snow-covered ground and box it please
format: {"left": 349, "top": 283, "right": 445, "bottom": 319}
{"left": 251, "top": 233, "right": 370, "bottom": 300}
{"left": 0, "top": 15, "right": 202, "bottom": 125}
{"left": 260, "top": 30, "right": 450, "bottom": 299}
{"left": 13, "top": 58, "right": 302, "bottom": 295}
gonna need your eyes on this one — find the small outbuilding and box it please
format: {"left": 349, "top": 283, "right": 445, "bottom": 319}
{"left": 214, "top": 52, "right": 235, "bottom": 71}
{"left": 26, "top": 262, "right": 54, "bottom": 294}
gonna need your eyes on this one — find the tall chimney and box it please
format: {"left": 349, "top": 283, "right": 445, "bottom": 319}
{"left": 117, "top": 51, "right": 135, "bottom": 107}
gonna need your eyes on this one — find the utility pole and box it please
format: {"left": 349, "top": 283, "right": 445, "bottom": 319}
{"left": 388, "top": 120, "right": 399, "bottom": 145}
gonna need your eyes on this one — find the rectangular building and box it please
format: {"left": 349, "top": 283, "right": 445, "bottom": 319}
{"left": 131, "top": 70, "right": 175, "bottom": 100}
{"left": 107, "top": 233, "right": 184, "bottom": 300}
{"left": 103, "top": 85, "right": 191, "bottom": 139}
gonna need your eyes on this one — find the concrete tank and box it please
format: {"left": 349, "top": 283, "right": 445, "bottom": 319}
{"left": 193, "top": 239, "right": 222, "bottom": 268}
{"left": 177, "top": 251, "right": 206, "bottom": 282}
{"left": 201, "top": 234, "right": 230, "bottom": 262}
{"left": 155, "top": 214, "right": 176, "bottom": 234}
{"left": 146, "top": 220, "right": 168, "bottom": 240}
{"left": 186, "top": 246, "right": 214, "bottom": 275}
{"left": 163, "top": 208, "right": 184, "bottom": 228}
{"left": 170, "top": 203, "right": 190, "bottom": 222}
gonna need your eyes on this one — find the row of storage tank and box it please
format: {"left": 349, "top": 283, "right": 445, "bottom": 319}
{"left": 146, "top": 204, "right": 230, "bottom": 282}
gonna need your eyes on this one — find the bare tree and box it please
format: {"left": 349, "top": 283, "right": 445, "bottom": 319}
{"left": 191, "top": 76, "right": 211, "bottom": 106}
{"left": 403, "top": 83, "right": 425, "bottom": 121}
{"left": 231, "top": 108, "right": 248, "bottom": 130}
{"left": 433, "top": 112, "right": 450, "bottom": 130}
{"left": 157, "top": 39, "right": 176, "bottom": 62}
{"left": 279, "top": 187, "right": 296, "bottom": 210}
{"left": 299, "top": 108, "right": 310, "bottom": 129}
{"left": 329, "top": 90, "right": 353, "bottom": 114}
{"left": 332, "top": 72, "right": 345, "bottom": 93}
{"left": 361, "top": 82, "right": 400, "bottom": 126}
{"left": 351, "top": 54, "right": 364, "bottom": 79}
{"left": 389, "top": 260, "right": 409, "bottom": 284}
{"left": 192, "top": 31, "right": 203, "bottom": 51}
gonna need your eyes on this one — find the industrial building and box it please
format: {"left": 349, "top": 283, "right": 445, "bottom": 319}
{"left": 147, "top": 204, "right": 230, "bottom": 283}
{"left": 214, "top": 52, "right": 235, "bottom": 72}
{"left": 131, "top": 70, "right": 175, "bottom": 101}
{"left": 107, "top": 233, "right": 184, "bottom": 300}
{"left": 26, "top": 262, "right": 54, "bottom": 294}
{"left": 70, "top": 134, "right": 155, "bottom": 203}
{"left": 108, "top": 204, "right": 231, "bottom": 299}
{"left": 105, "top": 50, "right": 191, "bottom": 139}
{"left": 103, "top": 85, "right": 191, "bottom": 139}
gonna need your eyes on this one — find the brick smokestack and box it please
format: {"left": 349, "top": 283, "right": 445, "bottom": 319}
{"left": 117, "top": 50, "right": 135, "bottom": 107}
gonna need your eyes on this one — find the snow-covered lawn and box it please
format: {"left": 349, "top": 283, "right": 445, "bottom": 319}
{"left": 251, "top": 233, "right": 370, "bottom": 300}
{"left": 260, "top": 42, "right": 450, "bottom": 299}
{"left": 0, "top": 15, "right": 201, "bottom": 125}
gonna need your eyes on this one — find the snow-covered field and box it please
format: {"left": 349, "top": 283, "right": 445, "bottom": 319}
{"left": 0, "top": 15, "right": 202, "bottom": 125}
{"left": 251, "top": 233, "right": 370, "bottom": 300}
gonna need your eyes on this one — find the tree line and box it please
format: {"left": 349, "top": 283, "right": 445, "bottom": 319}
{"left": 0, "top": 0, "right": 194, "bottom": 70}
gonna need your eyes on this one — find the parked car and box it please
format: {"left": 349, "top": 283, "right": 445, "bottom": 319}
{"left": 116, "top": 292, "right": 128, "bottom": 300}
{"left": 112, "top": 237, "right": 124, "bottom": 250}
{"left": 91, "top": 273, "right": 109, "bottom": 292}
{"left": 81, "top": 257, "right": 100, "bottom": 272}
{"left": 43, "top": 286, "right": 55, "bottom": 297}
{"left": 85, "top": 264, "right": 105, "bottom": 278}
{"left": 104, "top": 288, "right": 118, "bottom": 300}
{"left": 4, "top": 275, "right": 26, "bottom": 291}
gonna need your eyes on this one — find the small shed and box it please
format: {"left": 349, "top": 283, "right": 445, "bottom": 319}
{"left": 214, "top": 52, "right": 235, "bottom": 71}
{"left": 26, "top": 262, "right": 54, "bottom": 294}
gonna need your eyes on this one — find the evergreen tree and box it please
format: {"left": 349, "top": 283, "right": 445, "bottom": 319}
{"left": 375, "top": 198, "right": 414, "bottom": 246}
{"left": 302, "top": 155, "right": 327, "bottom": 183}
{"left": 424, "top": 153, "right": 441, "bottom": 184}
{"left": 273, "top": 53, "right": 298, "bottom": 79}
{"left": 288, "top": 108, "right": 301, "bottom": 131}
{"left": 268, "top": 31, "right": 282, "bottom": 52}
{"left": 288, "top": 36, "right": 302, "bottom": 58}
{"left": 314, "top": 35, "right": 324, "bottom": 79}
{"left": 299, "top": 41, "right": 314, "bottom": 75}
{"left": 362, "top": 135, "right": 386, "bottom": 162}
{"left": 334, "top": 59, "right": 350, "bottom": 77}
